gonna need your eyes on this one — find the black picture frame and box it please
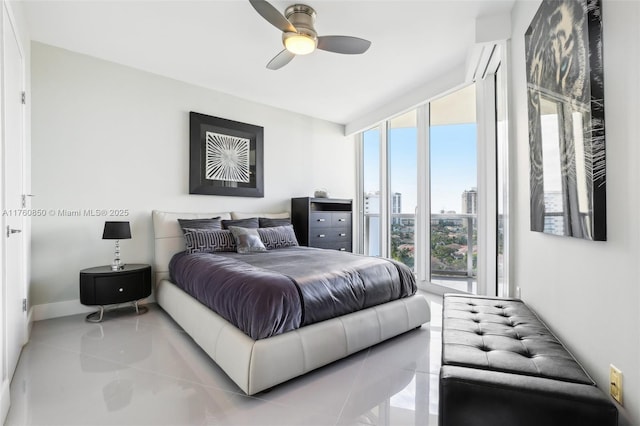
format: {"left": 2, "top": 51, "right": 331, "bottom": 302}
{"left": 189, "top": 112, "right": 264, "bottom": 198}
{"left": 525, "top": 0, "right": 606, "bottom": 241}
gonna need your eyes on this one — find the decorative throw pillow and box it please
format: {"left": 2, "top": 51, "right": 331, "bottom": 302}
{"left": 228, "top": 226, "right": 267, "bottom": 254}
{"left": 221, "top": 217, "right": 259, "bottom": 230}
{"left": 257, "top": 225, "right": 299, "bottom": 249}
{"left": 178, "top": 217, "right": 222, "bottom": 233}
{"left": 183, "top": 228, "right": 236, "bottom": 254}
{"left": 258, "top": 217, "right": 291, "bottom": 228}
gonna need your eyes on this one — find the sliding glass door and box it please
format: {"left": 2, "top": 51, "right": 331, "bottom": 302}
{"left": 429, "top": 84, "right": 478, "bottom": 293}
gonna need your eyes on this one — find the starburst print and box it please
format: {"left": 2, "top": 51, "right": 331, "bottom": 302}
{"left": 205, "top": 132, "right": 250, "bottom": 183}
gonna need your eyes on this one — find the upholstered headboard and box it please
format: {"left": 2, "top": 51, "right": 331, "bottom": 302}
{"left": 151, "top": 210, "right": 290, "bottom": 285}
{"left": 152, "top": 210, "right": 231, "bottom": 284}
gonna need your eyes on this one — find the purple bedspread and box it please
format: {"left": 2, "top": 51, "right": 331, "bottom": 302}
{"left": 169, "top": 246, "right": 417, "bottom": 340}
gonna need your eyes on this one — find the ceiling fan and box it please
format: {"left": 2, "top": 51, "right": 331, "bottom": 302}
{"left": 249, "top": 0, "right": 372, "bottom": 70}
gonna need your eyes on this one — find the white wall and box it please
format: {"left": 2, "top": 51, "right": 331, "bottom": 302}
{"left": 30, "top": 42, "right": 355, "bottom": 314}
{"left": 510, "top": 1, "right": 639, "bottom": 425}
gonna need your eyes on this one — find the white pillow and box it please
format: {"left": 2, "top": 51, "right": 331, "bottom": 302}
{"left": 231, "top": 211, "right": 289, "bottom": 220}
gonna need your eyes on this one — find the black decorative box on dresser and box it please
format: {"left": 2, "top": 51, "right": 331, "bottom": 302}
{"left": 80, "top": 264, "right": 152, "bottom": 322}
{"left": 291, "top": 197, "right": 352, "bottom": 252}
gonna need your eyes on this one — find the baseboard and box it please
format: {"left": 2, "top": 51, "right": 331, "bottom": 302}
{"left": 31, "top": 295, "right": 157, "bottom": 322}
{"left": 31, "top": 299, "right": 95, "bottom": 321}
{"left": 27, "top": 306, "right": 34, "bottom": 340}
{"left": 0, "top": 379, "right": 10, "bottom": 425}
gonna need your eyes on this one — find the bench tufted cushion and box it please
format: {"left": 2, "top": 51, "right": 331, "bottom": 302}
{"left": 442, "top": 295, "right": 593, "bottom": 384}
{"left": 439, "top": 294, "right": 617, "bottom": 426}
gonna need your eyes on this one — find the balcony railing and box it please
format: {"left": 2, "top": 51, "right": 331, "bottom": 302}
{"left": 363, "top": 212, "right": 477, "bottom": 284}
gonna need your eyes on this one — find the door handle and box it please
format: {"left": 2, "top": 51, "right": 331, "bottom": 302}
{"left": 6, "top": 226, "right": 22, "bottom": 238}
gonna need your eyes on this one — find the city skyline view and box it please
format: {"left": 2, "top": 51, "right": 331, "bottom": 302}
{"left": 363, "top": 123, "right": 477, "bottom": 214}
{"left": 361, "top": 108, "right": 479, "bottom": 282}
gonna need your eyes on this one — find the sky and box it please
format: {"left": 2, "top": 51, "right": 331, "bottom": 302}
{"left": 363, "top": 123, "right": 477, "bottom": 214}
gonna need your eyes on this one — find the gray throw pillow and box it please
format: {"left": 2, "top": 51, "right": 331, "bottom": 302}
{"left": 258, "top": 217, "right": 291, "bottom": 228}
{"left": 178, "top": 217, "right": 222, "bottom": 233}
{"left": 228, "top": 226, "right": 267, "bottom": 254}
{"left": 257, "top": 225, "right": 299, "bottom": 249}
{"left": 221, "top": 217, "right": 259, "bottom": 229}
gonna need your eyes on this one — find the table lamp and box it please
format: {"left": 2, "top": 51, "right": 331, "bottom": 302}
{"left": 102, "top": 221, "right": 131, "bottom": 271}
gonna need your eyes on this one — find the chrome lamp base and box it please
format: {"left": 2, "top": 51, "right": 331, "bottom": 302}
{"left": 111, "top": 239, "right": 125, "bottom": 271}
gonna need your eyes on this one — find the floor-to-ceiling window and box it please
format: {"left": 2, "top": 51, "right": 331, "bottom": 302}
{"left": 362, "top": 127, "right": 382, "bottom": 257}
{"left": 429, "top": 84, "right": 478, "bottom": 293}
{"left": 358, "top": 93, "right": 478, "bottom": 284}
{"left": 360, "top": 111, "right": 418, "bottom": 271}
{"left": 389, "top": 111, "right": 418, "bottom": 270}
{"left": 357, "top": 44, "right": 508, "bottom": 297}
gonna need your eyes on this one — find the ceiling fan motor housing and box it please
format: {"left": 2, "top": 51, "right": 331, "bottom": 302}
{"left": 284, "top": 4, "right": 318, "bottom": 39}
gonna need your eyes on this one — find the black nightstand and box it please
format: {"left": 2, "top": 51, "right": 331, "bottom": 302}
{"left": 80, "top": 264, "right": 152, "bottom": 322}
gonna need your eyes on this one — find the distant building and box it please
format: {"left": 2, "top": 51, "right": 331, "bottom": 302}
{"left": 461, "top": 188, "right": 477, "bottom": 215}
{"left": 543, "top": 191, "right": 564, "bottom": 235}
{"left": 364, "top": 191, "right": 406, "bottom": 255}
{"left": 364, "top": 191, "right": 401, "bottom": 216}
{"left": 392, "top": 192, "right": 401, "bottom": 216}
{"left": 364, "top": 191, "right": 380, "bottom": 214}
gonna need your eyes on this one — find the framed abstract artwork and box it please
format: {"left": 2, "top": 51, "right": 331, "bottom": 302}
{"left": 189, "top": 112, "right": 264, "bottom": 197}
{"left": 525, "top": 0, "right": 606, "bottom": 241}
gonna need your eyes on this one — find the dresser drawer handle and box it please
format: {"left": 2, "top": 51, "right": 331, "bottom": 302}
{"left": 317, "top": 218, "right": 326, "bottom": 222}
{"left": 338, "top": 218, "right": 346, "bottom": 222}
{"left": 339, "top": 248, "right": 347, "bottom": 251}
{"left": 339, "top": 233, "right": 346, "bottom": 237}
{"left": 318, "top": 234, "right": 325, "bottom": 238}
{"left": 118, "top": 288, "right": 124, "bottom": 292}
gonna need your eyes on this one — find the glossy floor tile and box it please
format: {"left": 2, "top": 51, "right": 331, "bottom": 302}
{"left": 6, "top": 293, "right": 443, "bottom": 426}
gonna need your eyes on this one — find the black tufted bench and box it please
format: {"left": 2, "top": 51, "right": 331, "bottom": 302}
{"left": 439, "top": 294, "right": 617, "bottom": 426}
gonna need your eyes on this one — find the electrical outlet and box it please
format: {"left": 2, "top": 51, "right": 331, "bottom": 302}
{"left": 610, "top": 364, "right": 623, "bottom": 405}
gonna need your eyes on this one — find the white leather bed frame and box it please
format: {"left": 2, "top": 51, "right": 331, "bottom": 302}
{"left": 152, "top": 210, "right": 430, "bottom": 395}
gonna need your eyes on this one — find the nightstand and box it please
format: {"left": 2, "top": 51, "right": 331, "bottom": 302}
{"left": 80, "top": 264, "right": 152, "bottom": 322}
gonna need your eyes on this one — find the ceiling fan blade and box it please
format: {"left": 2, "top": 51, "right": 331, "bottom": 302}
{"left": 266, "top": 49, "right": 296, "bottom": 70}
{"left": 317, "top": 36, "right": 371, "bottom": 55}
{"left": 249, "top": 0, "right": 297, "bottom": 33}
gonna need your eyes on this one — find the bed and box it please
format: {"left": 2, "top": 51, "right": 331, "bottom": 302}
{"left": 152, "top": 210, "right": 430, "bottom": 395}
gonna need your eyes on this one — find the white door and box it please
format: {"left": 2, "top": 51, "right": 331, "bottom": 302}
{"left": 3, "top": 3, "right": 27, "bottom": 380}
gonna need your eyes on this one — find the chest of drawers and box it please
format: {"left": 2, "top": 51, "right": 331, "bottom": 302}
{"left": 291, "top": 197, "right": 353, "bottom": 252}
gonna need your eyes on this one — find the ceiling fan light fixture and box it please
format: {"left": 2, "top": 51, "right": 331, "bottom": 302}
{"left": 252, "top": 1, "right": 372, "bottom": 70}
{"left": 283, "top": 32, "right": 316, "bottom": 55}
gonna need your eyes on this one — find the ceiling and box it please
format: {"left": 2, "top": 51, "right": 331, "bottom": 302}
{"left": 22, "top": 0, "right": 515, "bottom": 126}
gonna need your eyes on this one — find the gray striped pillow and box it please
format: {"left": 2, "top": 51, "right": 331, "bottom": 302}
{"left": 257, "top": 225, "right": 299, "bottom": 249}
{"left": 183, "top": 228, "right": 236, "bottom": 253}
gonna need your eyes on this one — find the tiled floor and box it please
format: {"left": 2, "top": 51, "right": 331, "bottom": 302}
{"left": 6, "top": 292, "right": 443, "bottom": 426}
